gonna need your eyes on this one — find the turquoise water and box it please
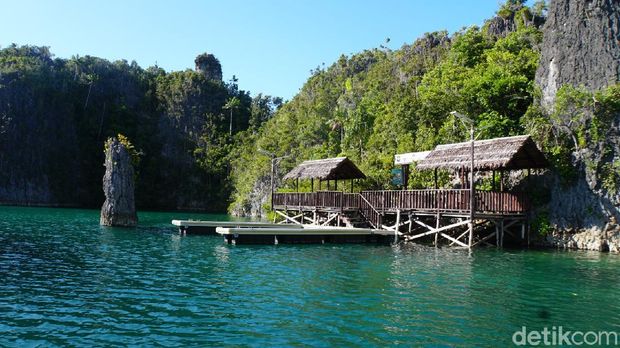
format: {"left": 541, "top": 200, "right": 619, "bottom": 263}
{"left": 0, "top": 206, "right": 619, "bottom": 347}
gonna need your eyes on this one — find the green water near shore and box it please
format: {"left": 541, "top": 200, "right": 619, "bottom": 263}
{"left": 0, "top": 206, "right": 618, "bottom": 347}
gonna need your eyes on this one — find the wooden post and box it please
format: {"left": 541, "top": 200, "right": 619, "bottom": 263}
{"left": 500, "top": 219, "right": 504, "bottom": 247}
{"left": 402, "top": 164, "right": 409, "bottom": 189}
{"left": 434, "top": 168, "right": 438, "bottom": 189}
{"left": 335, "top": 179, "right": 338, "bottom": 191}
{"left": 434, "top": 213, "right": 440, "bottom": 246}
{"left": 311, "top": 178, "right": 314, "bottom": 192}
{"left": 270, "top": 158, "right": 275, "bottom": 210}
{"left": 492, "top": 170, "right": 496, "bottom": 191}
{"left": 394, "top": 210, "right": 400, "bottom": 244}
{"left": 500, "top": 170, "right": 504, "bottom": 192}
{"left": 495, "top": 221, "right": 500, "bottom": 247}
{"left": 468, "top": 124, "right": 475, "bottom": 249}
{"left": 319, "top": 179, "right": 322, "bottom": 191}
{"left": 327, "top": 180, "right": 330, "bottom": 191}
{"left": 296, "top": 178, "right": 299, "bottom": 192}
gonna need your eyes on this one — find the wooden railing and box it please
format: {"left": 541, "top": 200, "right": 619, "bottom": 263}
{"left": 273, "top": 191, "right": 344, "bottom": 209}
{"left": 343, "top": 193, "right": 360, "bottom": 210}
{"left": 361, "top": 190, "right": 470, "bottom": 213}
{"left": 273, "top": 189, "right": 529, "bottom": 215}
{"left": 361, "top": 189, "right": 528, "bottom": 214}
{"left": 358, "top": 194, "right": 382, "bottom": 229}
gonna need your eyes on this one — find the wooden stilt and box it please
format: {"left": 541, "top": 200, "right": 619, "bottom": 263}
{"left": 434, "top": 213, "right": 440, "bottom": 246}
{"left": 394, "top": 210, "right": 401, "bottom": 243}
{"left": 495, "top": 221, "right": 500, "bottom": 247}
{"left": 500, "top": 219, "right": 504, "bottom": 247}
{"left": 468, "top": 221, "right": 474, "bottom": 249}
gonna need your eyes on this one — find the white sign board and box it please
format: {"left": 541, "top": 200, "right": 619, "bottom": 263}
{"left": 394, "top": 151, "right": 431, "bottom": 165}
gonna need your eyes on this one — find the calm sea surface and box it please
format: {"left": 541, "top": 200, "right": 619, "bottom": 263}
{"left": 0, "top": 206, "right": 618, "bottom": 347}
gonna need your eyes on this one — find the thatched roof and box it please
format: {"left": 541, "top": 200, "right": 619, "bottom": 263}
{"left": 416, "top": 135, "right": 548, "bottom": 171}
{"left": 283, "top": 157, "right": 366, "bottom": 180}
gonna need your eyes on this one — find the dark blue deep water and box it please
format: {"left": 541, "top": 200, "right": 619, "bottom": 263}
{"left": 0, "top": 206, "right": 618, "bottom": 347}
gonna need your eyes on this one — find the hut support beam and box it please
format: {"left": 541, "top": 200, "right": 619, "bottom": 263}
{"left": 407, "top": 219, "right": 470, "bottom": 241}
{"left": 275, "top": 210, "right": 304, "bottom": 225}
{"left": 321, "top": 212, "right": 339, "bottom": 226}
{"left": 449, "top": 229, "right": 471, "bottom": 247}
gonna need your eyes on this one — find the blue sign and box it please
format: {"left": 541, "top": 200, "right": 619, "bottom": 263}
{"left": 391, "top": 168, "right": 403, "bottom": 186}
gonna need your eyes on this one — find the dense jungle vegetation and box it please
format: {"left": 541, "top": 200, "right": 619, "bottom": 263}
{"left": 2, "top": 0, "right": 618, "bottom": 214}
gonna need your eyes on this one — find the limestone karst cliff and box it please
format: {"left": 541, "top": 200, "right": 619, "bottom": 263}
{"left": 534, "top": 0, "right": 620, "bottom": 251}
{"left": 536, "top": 0, "right": 620, "bottom": 107}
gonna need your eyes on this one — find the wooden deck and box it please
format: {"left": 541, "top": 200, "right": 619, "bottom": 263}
{"left": 273, "top": 189, "right": 528, "bottom": 215}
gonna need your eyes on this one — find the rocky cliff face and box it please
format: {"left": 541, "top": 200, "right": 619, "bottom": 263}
{"left": 0, "top": 48, "right": 240, "bottom": 212}
{"left": 230, "top": 174, "right": 271, "bottom": 218}
{"left": 533, "top": 0, "right": 620, "bottom": 252}
{"left": 536, "top": 0, "right": 620, "bottom": 107}
{"left": 100, "top": 137, "right": 138, "bottom": 227}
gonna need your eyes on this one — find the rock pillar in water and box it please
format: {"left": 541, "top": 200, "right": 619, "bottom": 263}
{"left": 100, "top": 137, "right": 138, "bottom": 227}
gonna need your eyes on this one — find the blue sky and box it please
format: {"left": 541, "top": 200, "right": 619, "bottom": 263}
{"left": 1, "top": 0, "right": 503, "bottom": 100}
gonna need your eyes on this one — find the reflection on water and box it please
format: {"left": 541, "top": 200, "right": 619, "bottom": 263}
{"left": 0, "top": 206, "right": 618, "bottom": 346}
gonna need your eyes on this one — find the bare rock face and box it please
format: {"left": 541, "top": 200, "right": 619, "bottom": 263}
{"left": 530, "top": 0, "right": 620, "bottom": 251}
{"left": 535, "top": 0, "right": 620, "bottom": 107}
{"left": 100, "top": 137, "right": 138, "bottom": 227}
{"left": 230, "top": 174, "right": 271, "bottom": 218}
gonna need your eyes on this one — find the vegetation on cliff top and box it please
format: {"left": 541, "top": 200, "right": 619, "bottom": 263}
{"left": 2, "top": 0, "right": 618, "bottom": 216}
{"left": 228, "top": 1, "right": 547, "bottom": 215}
{"left": 0, "top": 45, "right": 279, "bottom": 209}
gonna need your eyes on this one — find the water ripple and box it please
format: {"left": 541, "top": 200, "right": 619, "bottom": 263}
{"left": 0, "top": 206, "right": 619, "bottom": 347}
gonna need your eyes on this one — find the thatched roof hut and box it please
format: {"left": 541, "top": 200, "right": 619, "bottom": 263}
{"left": 416, "top": 135, "right": 548, "bottom": 171}
{"left": 283, "top": 157, "right": 366, "bottom": 180}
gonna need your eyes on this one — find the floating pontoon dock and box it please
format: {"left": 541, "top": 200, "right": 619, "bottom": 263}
{"left": 171, "top": 220, "right": 302, "bottom": 234}
{"left": 216, "top": 225, "right": 395, "bottom": 244}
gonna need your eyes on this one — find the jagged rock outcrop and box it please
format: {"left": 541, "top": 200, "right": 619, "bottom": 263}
{"left": 195, "top": 53, "right": 223, "bottom": 81}
{"left": 536, "top": 0, "right": 620, "bottom": 107}
{"left": 100, "top": 137, "right": 138, "bottom": 227}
